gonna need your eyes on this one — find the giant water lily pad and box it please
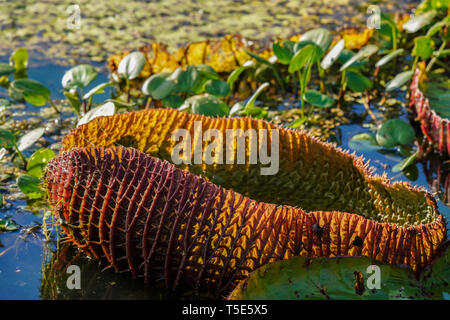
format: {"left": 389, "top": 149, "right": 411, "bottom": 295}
{"left": 229, "top": 246, "right": 450, "bottom": 300}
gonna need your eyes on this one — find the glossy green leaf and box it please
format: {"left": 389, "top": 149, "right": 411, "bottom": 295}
{"left": 346, "top": 71, "right": 372, "bottom": 92}
{"left": 172, "top": 66, "right": 198, "bottom": 93}
{"left": 0, "top": 63, "right": 15, "bottom": 77}
{"left": 375, "top": 49, "right": 405, "bottom": 68}
{"left": 0, "top": 217, "right": 20, "bottom": 232}
{"left": 338, "top": 49, "right": 368, "bottom": 69}
{"left": 229, "top": 255, "right": 424, "bottom": 300}
{"left": 27, "top": 148, "right": 55, "bottom": 179}
{"left": 303, "top": 90, "right": 334, "bottom": 108}
{"left": 392, "top": 151, "right": 419, "bottom": 173}
{"left": 77, "top": 102, "right": 115, "bottom": 127}
{"left": 0, "top": 129, "right": 16, "bottom": 148}
{"left": 17, "top": 127, "right": 45, "bottom": 152}
{"left": 142, "top": 73, "right": 176, "bottom": 100}
{"left": 245, "top": 50, "right": 273, "bottom": 66}
{"left": 227, "top": 66, "right": 247, "bottom": 92}
{"left": 298, "top": 28, "right": 332, "bottom": 53}
{"left": 118, "top": 51, "right": 146, "bottom": 80}
{"left": 385, "top": 70, "right": 414, "bottom": 92}
{"left": 184, "top": 94, "right": 229, "bottom": 117}
{"left": 64, "top": 91, "right": 81, "bottom": 114}
{"left": 17, "top": 174, "right": 44, "bottom": 199}
{"left": 413, "top": 36, "right": 435, "bottom": 60}
{"left": 340, "top": 45, "right": 378, "bottom": 71}
{"left": 11, "top": 79, "right": 51, "bottom": 106}
{"left": 10, "top": 48, "right": 28, "bottom": 72}
{"left": 62, "top": 64, "right": 98, "bottom": 90}
{"left": 272, "top": 42, "right": 293, "bottom": 64}
{"left": 288, "top": 44, "right": 322, "bottom": 73}
{"left": 82, "top": 82, "right": 112, "bottom": 100}
{"left": 162, "top": 94, "right": 183, "bottom": 108}
{"left": 376, "top": 119, "right": 415, "bottom": 148}
{"left": 320, "top": 39, "right": 345, "bottom": 70}
{"left": 245, "top": 82, "right": 269, "bottom": 109}
{"left": 204, "top": 79, "right": 230, "bottom": 97}
{"left": 426, "top": 17, "right": 450, "bottom": 37}
{"left": 196, "top": 64, "right": 219, "bottom": 80}
{"left": 403, "top": 10, "right": 437, "bottom": 33}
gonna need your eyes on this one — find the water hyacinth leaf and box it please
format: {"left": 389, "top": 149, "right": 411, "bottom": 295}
{"left": 272, "top": 42, "right": 293, "bottom": 64}
{"left": 229, "top": 102, "right": 244, "bottom": 116}
{"left": 288, "top": 44, "right": 322, "bottom": 73}
{"left": 385, "top": 70, "right": 414, "bottom": 92}
{"left": 298, "top": 28, "right": 332, "bottom": 53}
{"left": 293, "top": 40, "right": 317, "bottom": 53}
{"left": 303, "top": 90, "right": 334, "bottom": 108}
{"left": 245, "top": 50, "right": 273, "bottom": 66}
{"left": 403, "top": 10, "right": 437, "bottom": 33}
{"left": 77, "top": 102, "right": 115, "bottom": 127}
{"left": 0, "top": 129, "right": 16, "bottom": 148}
{"left": 229, "top": 255, "right": 424, "bottom": 300}
{"left": 413, "top": 36, "right": 435, "bottom": 60}
{"left": 375, "top": 49, "right": 405, "bottom": 68}
{"left": 204, "top": 79, "right": 230, "bottom": 97}
{"left": 162, "top": 94, "right": 183, "bottom": 108}
{"left": 348, "top": 133, "right": 380, "bottom": 152}
{"left": 185, "top": 94, "right": 229, "bottom": 117}
{"left": 340, "top": 45, "right": 378, "bottom": 71}
{"left": 403, "top": 164, "right": 419, "bottom": 181}
{"left": 17, "top": 127, "right": 45, "bottom": 152}
{"left": 392, "top": 151, "right": 419, "bottom": 173}
{"left": 64, "top": 91, "right": 81, "bottom": 114}
{"left": 346, "top": 71, "right": 372, "bottom": 92}
{"left": 82, "top": 82, "right": 112, "bottom": 101}
{"left": 321, "top": 39, "right": 345, "bottom": 70}
{"left": 196, "top": 64, "right": 219, "bottom": 80}
{"left": 376, "top": 119, "right": 415, "bottom": 148}
{"left": 288, "top": 116, "right": 307, "bottom": 128}
{"left": 142, "top": 74, "right": 176, "bottom": 100}
{"left": 172, "top": 66, "right": 198, "bottom": 93}
{"left": 245, "top": 82, "right": 269, "bottom": 109}
{"left": 0, "top": 192, "right": 3, "bottom": 208}
{"left": 0, "top": 217, "right": 20, "bottom": 232}
{"left": 11, "top": 79, "right": 50, "bottom": 106}
{"left": 426, "top": 17, "right": 450, "bottom": 37}
{"left": 27, "top": 148, "right": 55, "bottom": 179}
{"left": 0, "top": 63, "right": 15, "bottom": 77}
{"left": 227, "top": 66, "right": 247, "bottom": 91}
{"left": 118, "top": 52, "right": 146, "bottom": 80}
{"left": 338, "top": 49, "right": 368, "bottom": 69}
{"left": 17, "top": 174, "right": 44, "bottom": 199}
{"left": 10, "top": 48, "right": 28, "bottom": 72}
{"left": 62, "top": 64, "right": 97, "bottom": 90}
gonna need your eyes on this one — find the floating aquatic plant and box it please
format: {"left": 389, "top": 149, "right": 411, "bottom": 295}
{"left": 45, "top": 108, "right": 447, "bottom": 296}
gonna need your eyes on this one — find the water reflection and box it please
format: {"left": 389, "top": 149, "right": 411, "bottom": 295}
{"left": 40, "top": 243, "right": 183, "bottom": 300}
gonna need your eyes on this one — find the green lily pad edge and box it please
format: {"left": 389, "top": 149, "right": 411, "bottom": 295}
{"left": 229, "top": 243, "right": 450, "bottom": 300}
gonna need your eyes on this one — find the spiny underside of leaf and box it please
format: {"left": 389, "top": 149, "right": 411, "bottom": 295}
{"left": 410, "top": 68, "right": 450, "bottom": 157}
{"left": 47, "top": 108, "right": 447, "bottom": 295}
